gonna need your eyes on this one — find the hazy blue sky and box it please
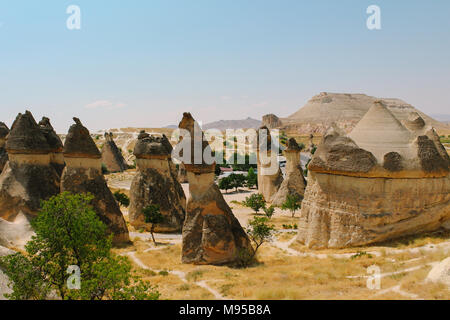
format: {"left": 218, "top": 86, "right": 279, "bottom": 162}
{"left": 0, "top": 0, "right": 449, "bottom": 132}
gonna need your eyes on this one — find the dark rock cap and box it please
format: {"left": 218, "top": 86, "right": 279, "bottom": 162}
{"left": 134, "top": 131, "right": 170, "bottom": 159}
{"left": 161, "top": 134, "right": 173, "bottom": 153}
{"left": 63, "top": 118, "right": 101, "bottom": 158}
{"left": 286, "top": 138, "right": 301, "bottom": 152}
{"left": 6, "top": 111, "right": 51, "bottom": 154}
{"left": 0, "top": 122, "right": 9, "bottom": 139}
{"left": 39, "top": 117, "right": 63, "bottom": 152}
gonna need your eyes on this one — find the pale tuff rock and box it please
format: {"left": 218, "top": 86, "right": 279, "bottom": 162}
{"left": 0, "top": 111, "right": 60, "bottom": 248}
{"left": 38, "top": 117, "right": 65, "bottom": 176}
{"left": 61, "top": 118, "right": 129, "bottom": 244}
{"left": 262, "top": 92, "right": 449, "bottom": 135}
{"left": 178, "top": 113, "right": 253, "bottom": 265}
{"left": 257, "top": 126, "right": 283, "bottom": 203}
{"left": 297, "top": 101, "right": 450, "bottom": 249}
{"left": 426, "top": 257, "right": 450, "bottom": 287}
{"left": 101, "top": 132, "right": 128, "bottom": 172}
{"left": 129, "top": 131, "right": 186, "bottom": 232}
{"left": 272, "top": 138, "right": 306, "bottom": 206}
{"left": 0, "top": 122, "right": 9, "bottom": 172}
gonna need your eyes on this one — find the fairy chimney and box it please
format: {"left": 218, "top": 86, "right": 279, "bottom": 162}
{"left": 257, "top": 126, "right": 283, "bottom": 203}
{"left": 0, "top": 111, "right": 60, "bottom": 248}
{"left": 61, "top": 118, "right": 129, "bottom": 244}
{"left": 297, "top": 101, "right": 450, "bottom": 249}
{"left": 271, "top": 138, "right": 306, "bottom": 206}
{"left": 101, "top": 132, "right": 128, "bottom": 172}
{"left": 178, "top": 113, "right": 253, "bottom": 265}
{"left": 38, "top": 117, "right": 65, "bottom": 176}
{"left": 128, "top": 131, "right": 186, "bottom": 232}
{"left": 0, "top": 122, "right": 9, "bottom": 172}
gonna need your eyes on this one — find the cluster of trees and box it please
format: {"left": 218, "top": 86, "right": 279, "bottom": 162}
{"left": 243, "top": 193, "right": 303, "bottom": 218}
{"left": 0, "top": 193, "right": 160, "bottom": 300}
{"left": 218, "top": 167, "right": 257, "bottom": 193}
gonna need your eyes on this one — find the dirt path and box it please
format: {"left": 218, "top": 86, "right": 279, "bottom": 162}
{"left": 125, "top": 251, "right": 228, "bottom": 300}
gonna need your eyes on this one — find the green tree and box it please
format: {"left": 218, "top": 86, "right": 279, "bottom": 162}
{"left": 245, "top": 217, "right": 275, "bottom": 263}
{"left": 228, "top": 173, "right": 246, "bottom": 192}
{"left": 246, "top": 167, "right": 257, "bottom": 189}
{"left": 243, "top": 193, "right": 266, "bottom": 214}
{"left": 143, "top": 204, "right": 165, "bottom": 246}
{"left": 218, "top": 176, "right": 232, "bottom": 193}
{"left": 0, "top": 192, "right": 159, "bottom": 300}
{"left": 114, "top": 191, "right": 130, "bottom": 208}
{"left": 263, "top": 205, "right": 275, "bottom": 219}
{"left": 282, "top": 194, "right": 303, "bottom": 218}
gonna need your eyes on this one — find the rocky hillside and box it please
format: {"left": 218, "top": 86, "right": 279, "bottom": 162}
{"left": 202, "top": 117, "right": 261, "bottom": 130}
{"left": 262, "top": 92, "right": 450, "bottom": 135}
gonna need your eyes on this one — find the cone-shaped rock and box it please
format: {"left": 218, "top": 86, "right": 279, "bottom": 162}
{"left": 297, "top": 101, "right": 450, "bottom": 249}
{"left": 257, "top": 126, "right": 283, "bottom": 202}
{"left": 101, "top": 132, "right": 128, "bottom": 172}
{"left": 0, "top": 122, "right": 9, "bottom": 172}
{"left": 61, "top": 118, "right": 129, "bottom": 244}
{"left": 178, "top": 112, "right": 253, "bottom": 265}
{"left": 129, "top": 131, "right": 186, "bottom": 232}
{"left": 38, "top": 117, "right": 65, "bottom": 176}
{"left": 0, "top": 111, "right": 60, "bottom": 248}
{"left": 272, "top": 138, "right": 306, "bottom": 206}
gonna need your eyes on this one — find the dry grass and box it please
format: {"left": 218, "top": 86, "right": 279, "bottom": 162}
{"left": 115, "top": 227, "right": 449, "bottom": 300}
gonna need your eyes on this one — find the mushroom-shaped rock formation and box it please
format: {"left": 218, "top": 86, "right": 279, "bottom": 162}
{"left": 101, "top": 132, "right": 128, "bottom": 173}
{"left": 128, "top": 131, "right": 186, "bottom": 232}
{"left": 271, "top": 138, "right": 306, "bottom": 206}
{"left": 0, "top": 111, "right": 60, "bottom": 248}
{"left": 38, "top": 117, "right": 65, "bottom": 176}
{"left": 257, "top": 126, "right": 283, "bottom": 203}
{"left": 297, "top": 101, "right": 450, "bottom": 249}
{"left": 178, "top": 113, "right": 253, "bottom": 265}
{"left": 61, "top": 118, "right": 129, "bottom": 244}
{"left": 0, "top": 122, "right": 9, "bottom": 172}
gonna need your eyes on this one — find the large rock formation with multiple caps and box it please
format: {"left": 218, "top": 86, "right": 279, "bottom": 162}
{"left": 38, "top": 117, "right": 65, "bottom": 176}
{"left": 101, "top": 132, "right": 128, "bottom": 173}
{"left": 0, "top": 123, "right": 9, "bottom": 172}
{"left": 0, "top": 111, "right": 60, "bottom": 248}
{"left": 178, "top": 113, "right": 253, "bottom": 265}
{"left": 297, "top": 101, "right": 450, "bottom": 249}
{"left": 129, "top": 131, "right": 186, "bottom": 232}
{"left": 61, "top": 118, "right": 129, "bottom": 244}
{"left": 257, "top": 126, "right": 283, "bottom": 203}
{"left": 272, "top": 138, "right": 306, "bottom": 206}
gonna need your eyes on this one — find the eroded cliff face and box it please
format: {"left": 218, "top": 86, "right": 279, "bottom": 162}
{"left": 298, "top": 172, "right": 450, "bottom": 249}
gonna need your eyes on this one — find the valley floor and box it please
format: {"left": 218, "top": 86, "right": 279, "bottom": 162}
{"left": 109, "top": 174, "right": 450, "bottom": 300}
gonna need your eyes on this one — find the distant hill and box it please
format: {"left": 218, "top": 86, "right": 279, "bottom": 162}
{"left": 262, "top": 92, "right": 450, "bottom": 135}
{"left": 202, "top": 117, "right": 261, "bottom": 131}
